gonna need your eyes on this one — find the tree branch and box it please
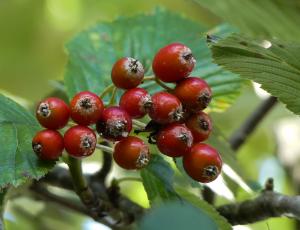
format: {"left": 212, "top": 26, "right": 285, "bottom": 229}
{"left": 229, "top": 96, "right": 278, "bottom": 151}
{"left": 217, "top": 178, "right": 300, "bottom": 225}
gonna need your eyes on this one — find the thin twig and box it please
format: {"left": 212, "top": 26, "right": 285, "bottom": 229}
{"left": 99, "top": 84, "right": 115, "bottom": 99}
{"left": 229, "top": 96, "right": 278, "bottom": 151}
{"left": 96, "top": 144, "right": 114, "bottom": 154}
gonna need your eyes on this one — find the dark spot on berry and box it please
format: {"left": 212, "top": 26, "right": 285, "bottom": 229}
{"left": 198, "top": 90, "right": 212, "bottom": 109}
{"left": 203, "top": 165, "right": 218, "bottom": 179}
{"left": 136, "top": 152, "right": 150, "bottom": 168}
{"left": 82, "top": 136, "right": 93, "bottom": 149}
{"left": 172, "top": 107, "right": 184, "bottom": 122}
{"left": 39, "top": 103, "right": 50, "bottom": 117}
{"left": 80, "top": 98, "right": 93, "bottom": 109}
{"left": 199, "top": 119, "right": 209, "bottom": 131}
{"left": 129, "top": 59, "right": 139, "bottom": 73}
{"left": 182, "top": 53, "right": 194, "bottom": 61}
{"left": 178, "top": 132, "right": 190, "bottom": 143}
{"left": 32, "top": 142, "right": 42, "bottom": 154}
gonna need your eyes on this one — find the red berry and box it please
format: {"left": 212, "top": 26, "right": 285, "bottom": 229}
{"left": 32, "top": 129, "right": 64, "bottom": 160}
{"left": 119, "top": 88, "right": 152, "bottom": 119}
{"left": 70, "top": 91, "right": 104, "bottom": 126}
{"left": 149, "top": 92, "right": 183, "bottom": 124}
{"left": 174, "top": 77, "right": 212, "bottom": 111}
{"left": 113, "top": 136, "right": 150, "bottom": 169}
{"left": 183, "top": 143, "right": 222, "bottom": 183}
{"left": 64, "top": 125, "right": 97, "bottom": 158}
{"left": 185, "top": 111, "right": 212, "bottom": 142}
{"left": 96, "top": 106, "right": 132, "bottom": 141}
{"left": 111, "top": 57, "right": 144, "bottom": 89}
{"left": 36, "top": 97, "right": 70, "bottom": 130}
{"left": 157, "top": 123, "right": 193, "bottom": 157}
{"left": 152, "top": 43, "right": 196, "bottom": 83}
{"left": 174, "top": 77, "right": 211, "bottom": 111}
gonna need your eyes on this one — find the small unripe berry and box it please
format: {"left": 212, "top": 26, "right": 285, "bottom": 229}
{"left": 149, "top": 92, "right": 183, "bottom": 124}
{"left": 96, "top": 106, "right": 132, "bottom": 141}
{"left": 152, "top": 43, "right": 196, "bottom": 83}
{"left": 185, "top": 111, "right": 212, "bottom": 142}
{"left": 70, "top": 91, "right": 104, "bottom": 126}
{"left": 183, "top": 143, "right": 222, "bottom": 183}
{"left": 32, "top": 129, "right": 64, "bottom": 160}
{"left": 119, "top": 88, "right": 152, "bottom": 119}
{"left": 174, "top": 77, "right": 212, "bottom": 111}
{"left": 111, "top": 57, "right": 144, "bottom": 89}
{"left": 64, "top": 125, "right": 97, "bottom": 158}
{"left": 157, "top": 123, "right": 193, "bottom": 157}
{"left": 36, "top": 97, "right": 70, "bottom": 130}
{"left": 113, "top": 136, "right": 150, "bottom": 169}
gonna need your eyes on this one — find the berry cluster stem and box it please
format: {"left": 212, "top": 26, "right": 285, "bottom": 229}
{"left": 99, "top": 84, "right": 115, "bottom": 99}
{"left": 154, "top": 78, "right": 173, "bottom": 91}
{"left": 108, "top": 87, "right": 118, "bottom": 105}
{"left": 132, "top": 119, "right": 146, "bottom": 129}
{"left": 67, "top": 156, "right": 88, "bottom": 191}
{"left": 96, "top": 144, "right": 114, "bottom": 154}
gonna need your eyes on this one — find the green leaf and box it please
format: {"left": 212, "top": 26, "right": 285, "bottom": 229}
{"left": 194, "top": 0, "right": 300, "bottom": 41}
{"left": 0, "top": 94, "right": 54, "bottom": 189}
{"left": 64, "top": 9, "right": 242, "bottom": 112}
{"left": 140, "top": 155, "right": 178, "bottom": 205}
{"left": 210, "top": 34, "right": 300, "bottom": 115}
{"left": 176, "top": 187, "right": 232, "bottom": 230}
{"left": 139, "top": 201, "right": 218, "bottom": 230}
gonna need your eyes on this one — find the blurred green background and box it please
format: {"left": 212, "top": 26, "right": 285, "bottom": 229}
{"left": 1, "top": 0, "right": 298, "bottom": 230}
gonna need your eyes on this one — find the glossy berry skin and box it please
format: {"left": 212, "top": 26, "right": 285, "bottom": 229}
{"left": 149, "top": 92, "right": 183, "bottom": 124}
{"left": 183, "top": 143, "right": 222, "bottom": 183}
{"left": 32, "top": 130, "right": 64, "bottom": 160}
{"left": 70, "top": 91, "right": 104, "bottom": 126}
{"left": 64, "top": 125, "right": 97, "bottom": 158}
{"left": 113, "top": 136, "right": 150, "bottom": 170}
{"left": 96, "top": 106, "right": 132, "bottom": 141}
{"left": 152, "top": 43, "right": 196, "bottom": 83}
{"left": 111, "top": 57, "right": 144, "bottom": 89}
{"left": 185, "top": 111, "right": 212, "bottom": 142}
{"left": 36, "top": 97, "right": 70, "bottom": 130}
{"left": 157, "top": 123, "right": 193, "bottom": 157}
{"left": 119, "top": 88, "right": 152, "bottom": 119}
{"left": 174, "top": 77, "right": 212, "bottom": 112}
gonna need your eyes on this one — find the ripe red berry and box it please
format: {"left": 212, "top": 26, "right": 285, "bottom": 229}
{"left": 174, "top": 77, "right": 212, "bottom": 111}
{"left": 64, "top": 125, "right": 97, "bottom": 158}
{"left": 70, "top": 91, "right": 104, "bottom": 126}
{"left": 157, "top": 123, "right": 193, "bottom": 157}
{"left": 113, "top": 136, "right": 150, "bottom": 169}
{"left": 32, "top": 129, "right": 64, "bottom": 160}
{"left": 111, "top": 57, "right": 144, "bottom": 89}
{"left": 149, "top": 92, "right": 183, "bottom": 124}
{"left": 183, "top": 143, "right": 222, "bottom": 183}
{"left": 36, "top": 97, "right": 70, "bottom": 130}
{"left": 152, "top": 43, "right": 196, "bottom": 83}
{"left": 119, "top": 88, "right": 152, "bottom": 119}
{"left": 96, "top": 106, "right": 132, "bottom": 141}
{"left": 185, "top": 111, "right": 212, "bottom": 142}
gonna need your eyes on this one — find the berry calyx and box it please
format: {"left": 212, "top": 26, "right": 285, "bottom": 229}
{"left": 70, "top": 91, "right": 104, "bottom": 126}
{"left": 119, "top": 88, "right": 152, "bottom": 119}
{"left": 111, "top": 57, "right": 144, "bottom": 89}
{"left": 113, "top": 136, "right": 150, "bottom": 169}
{"left": 149, "top": 92, "right": 183, "bottom": 124}
{"left": 156, "top": 123, "right": 193, "bottom": 157}
{"left": 64, "top": 125, "right": 97, "bottom": 158}
{"left": 36, "top": 97, "right": 70, "bottom": 130}
{"left": 183, "top": 143, "right": 222, "bottom": 183}
{"left": 174, "top": 77, "right": 212, "bottom": 111}
{"left": 185, "top": 111, "right": 212, "bottom": 142}
{"left": 32, "top": 129, "right": 64, "bottom": 160}
{"left": 96, "top": 106, "right": 132, "bottom": 141}
{"left": 152, "top": 43, "right": 196, "bottom": 83}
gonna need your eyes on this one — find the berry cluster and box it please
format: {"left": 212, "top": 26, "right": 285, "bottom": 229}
{"left": 32, "top": 42, "right": 222, "bottom": 183}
